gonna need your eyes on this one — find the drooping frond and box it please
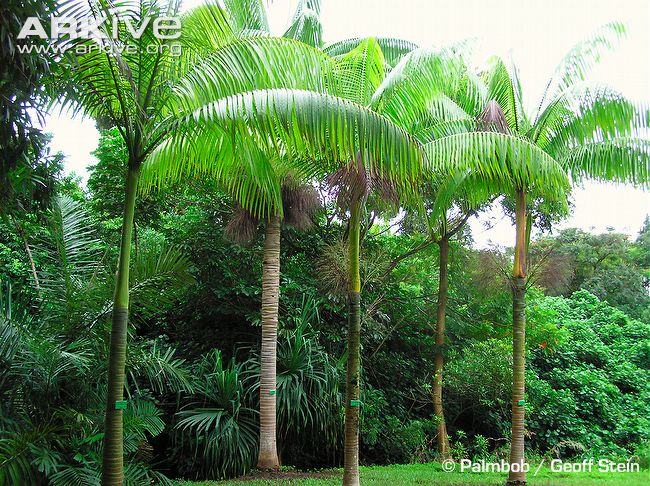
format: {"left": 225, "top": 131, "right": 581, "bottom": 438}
{"left": 324, "top": 37, "right": 418, "bottom": 69}
{"left": 423, "top": 169, "right": 497, "bottom": 237}
{"left": 537, "top": 87, "right": 650, "bottom": 155}
{"left": 371, "top": 44, "right": 470, "bottom": 128}
{"left": 560, "top": 137, "right": 650, "bottom": 187}
{"left": 142, "top": 126, "right": 285, "bottom": 219}
{"left": 325, "top": 37, "right": 385, "bottom": 105}
{"left": 143, "top": 89, "right": 426, "bottom": 216}
{"left": 283, "top": 0, "right": 322, "bottom": 48}
{"left": 424, "top": 132, "right": 570, "bottom": 200}
{"left": 535, "top": 21, "right": 627, "bottom": 119}
{"left": 128, "top": 244, "right": 195, "bottom": 319}
{"left": 170, "top": 37, "right": 331, "bottom": 114}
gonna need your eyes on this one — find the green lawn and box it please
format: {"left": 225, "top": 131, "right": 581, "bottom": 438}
{"left": 174, "top": 462, "right": 649, "bottom": 485}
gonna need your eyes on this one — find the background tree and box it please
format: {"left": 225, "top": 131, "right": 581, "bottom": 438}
{"left": 0, "top": 0, "right": 56, "bottom": 203}
{"left": 422, "top": 22, "right": 649, "bottom": 484}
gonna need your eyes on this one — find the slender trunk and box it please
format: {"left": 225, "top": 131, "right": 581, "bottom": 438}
{"left": 433, "top": 237, "right": 450, "bottom": 458}
{"left": 101, "top": 167, "right": 139, "bottom": 486}
{"left": 12, "top": 216, "right": 40, "bottom": 291}
{"left": 257, "top": 214, "right": 282, "bottom": 469}
{"left": 343, "top": 200, "right": 362, "bottom": 486}
{"left": 507, "top": 189, "right": 527, "bottom": 486}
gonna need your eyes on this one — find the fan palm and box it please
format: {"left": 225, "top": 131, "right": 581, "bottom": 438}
{"left": 425, "top": 22, "right": 649, "bottom": 485}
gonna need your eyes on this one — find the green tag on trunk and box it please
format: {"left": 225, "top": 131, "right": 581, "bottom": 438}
{"left": 115, "top": 400, "right": 127, "bottom": 410}
{"left": 350, "top": 399, "right": 362, "bottom": 407}
{"left": 517, "top": 400, "right": 525, "bottom": 406}
{"left": 269, "top": 389, "right": 276, "bottom": 396}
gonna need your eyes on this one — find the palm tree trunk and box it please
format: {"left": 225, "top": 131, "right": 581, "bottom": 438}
{"left": 433, "top": 236, "right": 450, "bottom": 458}
{"left": 507, "top": 189, "right": 527, "bottom": 486}
{"left": 343, "top": 200, "right": 362, "bottom": 486}
{"left": 257, "top": 214, "right": 281, "bottom": 470}
{"left": 102, "top": 166, "right": 139, "bottom": 486}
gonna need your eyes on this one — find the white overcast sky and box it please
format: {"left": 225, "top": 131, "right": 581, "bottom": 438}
{"left": 44, "top": 0, "right": 650, "bottom": 247}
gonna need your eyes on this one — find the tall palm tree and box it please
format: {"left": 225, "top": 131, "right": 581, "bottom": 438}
{"left": 223, "top": 180, "right": 320, "bottom": 469}
{"left": 425, "top": 23, "right": 649, "bottom": 485}
{"left": 142, "top": 0, "right": 327, "bottom": 469}
{"left": 405, "top": 59, "right": 499, "bottom": 457}
{"left": 54, "top": 2, "right": 201, "bottom": 482}
{"left": 54, "top": 0, "right": 327, "bottom": 482}
{"left": 144, "top": 35, "right": 431, "bottom": 485}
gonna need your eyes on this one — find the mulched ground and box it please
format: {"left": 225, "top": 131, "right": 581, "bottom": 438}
{"left": 234, "top": 469, "right": 340, "bottom": 481}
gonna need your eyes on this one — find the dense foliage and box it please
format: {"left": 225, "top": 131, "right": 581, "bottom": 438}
{"left": 1, "top": 131, "right": 648, "bottom": 482}
{"left": 1, "top": 1, "right": 648, "bottom": 483}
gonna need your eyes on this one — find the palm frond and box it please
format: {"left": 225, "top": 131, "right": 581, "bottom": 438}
{"left": 178, "top": 2, "right": 237, "bottom": 52}
{"left": 536, "top": 21, "right": 627, "bottom": 119}
{"left": 539, "top": 87, "right": 650, "bottom": 154}
{"left": 326, "top": 37, "right": 385, "bottom": 105}
{"left": 283, "top": 0, "right": 322, "bottom": 47}
{"left": 424, "top": 131, "right": 570, "bottom": 199}
{"left": 324, "top": 37, "right": 418, "bottom": 68}
{"left": 371, "top": 44, "right": 472, "bottom": 128}
{"left": 129, "top": 244, "right": 195, "bottom": 319}
{"left": 143, "top": 89, "right": 426, "bottom": 216}
{"left": 560, "top": 137, "right": 650, "bottom": 187}
{"left": 170, "top": 37, "right": 331, "bottom": 114}
{"left": 485, "top": 57, "right": 528, "bottom": 133}
{"left": 224, "top": 0, "right": 270, "bottom": 35}
{"left": 127, "top": 343, "right": 193, "bottom": 394}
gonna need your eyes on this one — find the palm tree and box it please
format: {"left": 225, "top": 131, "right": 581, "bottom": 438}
{"left": 144, "top": 35, "right": 432, "bottom": 484}
{"left": 321, "top": 38, "right": 470, "bottom": 485}
{"left": 142, "top": 0, "right": 327, "bottom": 470}
{"left": 405, "top": 59, "right": 499, "bottom": 457}
{"left": 53, "top": 0, "right": 313, "bottom": 482}
{"left": 425, "top": 23, "right": 649, "bottom": 485}
{"left": 223, "top": 180, "right": 320, "bottom": 469}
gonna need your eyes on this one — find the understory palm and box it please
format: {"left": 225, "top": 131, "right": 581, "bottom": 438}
{"left": 0, "top": 195, "right": 193, "bottom": 485}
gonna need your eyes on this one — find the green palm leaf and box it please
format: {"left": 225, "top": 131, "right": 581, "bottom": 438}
{"left": 560, "top": 137, "right": 650, "bottom": 187}
{"left": 424, "top": 131, "right": 570, "bottom": 198}
{"left": 283, "top": 0, "right": 322, "bottom": 47}
{"left": 324, "top": 37, "right": 418, "bottom": 68}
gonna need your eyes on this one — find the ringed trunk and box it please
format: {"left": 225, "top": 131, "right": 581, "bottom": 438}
{"left": 257, "top": 214, "right": 282, "bottom": 470}
{"left": 433, "top": 237, "right": 450, "bottom": 458}
{"left": 343, "top": 200, "right": 362, "bottom": 486}
{"left": 101, "top": 166, "right": 139, "bottom": 486}
{"left": 507, "top": 189, "right": 527, "bottom": 486}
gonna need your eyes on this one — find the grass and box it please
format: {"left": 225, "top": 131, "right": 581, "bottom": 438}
{"left": 174, "top": 461, "right": 649, "bottom": 485}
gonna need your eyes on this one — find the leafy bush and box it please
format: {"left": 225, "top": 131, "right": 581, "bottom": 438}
{"left": 528, "top": 291, "right": 650, "bottom": 455}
